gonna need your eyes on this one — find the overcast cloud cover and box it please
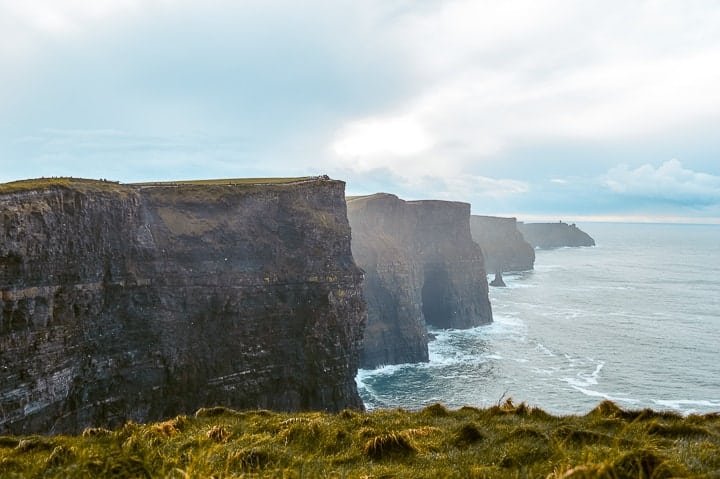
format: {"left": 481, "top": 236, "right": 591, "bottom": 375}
{"left": 1, "top": 0, "right": 719, "bottom": 222}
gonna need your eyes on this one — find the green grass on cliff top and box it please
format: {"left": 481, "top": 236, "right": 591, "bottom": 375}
{"left": 0, "top": 177, "right": 321, "bottom": 195}
{"left": 131, "top": 177, "right": 318, "bottom": 187}
{"left": 2, "top": 400, "right": 719, "bottom": 478}
{"left": 0, "top": 178, "right": 130, "bottom": 195}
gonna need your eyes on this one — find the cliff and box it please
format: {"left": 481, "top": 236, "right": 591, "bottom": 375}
{"left": 469, "top": 215, "right": 535, "bottom": 273}
{"left": 0, "top": 177, "right": 366, "bottom": 435}
{"left": 517, "top": 221, "right": 596, "bottom": 249}
{"left": 347, "top": 194, "right": 492, "bottom": 369}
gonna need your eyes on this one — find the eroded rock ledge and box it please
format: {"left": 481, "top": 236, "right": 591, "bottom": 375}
{"left": 0, "top": 177, "right": 366, "bottom": 435}
{"left": 347, "top": 194, "right": 492, "bottom": 369}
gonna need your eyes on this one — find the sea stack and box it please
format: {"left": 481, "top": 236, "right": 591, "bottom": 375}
{"left": 0, "top": 177, "right": 366, "bottom": 435}
{"left": 490, "top": 272, "right": 506, "bottom": 287}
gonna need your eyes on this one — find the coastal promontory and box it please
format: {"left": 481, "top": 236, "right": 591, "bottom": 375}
{"left": 470, "top": 215, "right": 535, "bottom": 273}
{"left": 347, "top": 194, "right": 492, "bottom": 369}
{"left": 517, "top": 221, "right": 595, "bottom": 249}
{"left": 0, "top": 177, "right": 366, "bottom": 435}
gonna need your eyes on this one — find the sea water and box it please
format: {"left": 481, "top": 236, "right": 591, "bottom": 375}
{"left": 356, "top": 223, "right": 720, "bottom": 415}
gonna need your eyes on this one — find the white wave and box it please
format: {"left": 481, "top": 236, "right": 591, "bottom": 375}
{"left": 653, "top": 399, "right": 720, "bottom": 409}
{"left": 532, "top": 264, "right": 564, "bottom": 271}
{"left": 485, "top": 314, "right": 528, "bottom": 336}
{"left": 506, "top": 282, "right": 537, "bottom": 289}
{"left": 426, "top": 347, "right": 494, "bottom": 367}
{"left": 532, "top": 367, "right": 556, "bottom": 376}
{"left": 561, "top": 361, "right": 604, "bottom": 388}
{"left": 570, "top": 385, "right": 640, "bottom": 404}
{"left": 355, "top": 373, "right": 385, "bottom": 409}
{"left": 534, "top": 342, "right": 556, "bottom": 357}
{"left": 356, "top": 361, "right": 414, "bottom": 379}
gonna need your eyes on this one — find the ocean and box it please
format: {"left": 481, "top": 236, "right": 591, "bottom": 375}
{"left": 356, "top": 222, "right": 720, "bottom": 416}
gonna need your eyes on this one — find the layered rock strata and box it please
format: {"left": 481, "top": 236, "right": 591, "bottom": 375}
{"left": 517, "top": 221, "right": 596, "bottom": 249}
{"left": 470, "top": 215, "right": 535, "bottom": 273}
{"left": 0, "top": 177, "right": 366, "bottom": 435}
{"left": 347, "top": 194, "right": 492, "bottom": 369}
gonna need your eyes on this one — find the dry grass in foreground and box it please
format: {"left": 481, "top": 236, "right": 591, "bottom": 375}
{"left": 1, "top": 400, "right": 719, "bottom": 478}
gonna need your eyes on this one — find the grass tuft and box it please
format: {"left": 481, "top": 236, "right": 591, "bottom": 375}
{"left": 646, "top": 421, "right": 710, "bottom": 438}
{"left": 194, "top": 406, "right": 241, "bottom": 418}
{"left": 609, "top": 449, "right": 677, "bottom": 478}
{"left": 2, "top": 402, "right": 719, "bottom": 477}
{"left": 82, "top": 427, "right": 113, "bottom": 438}
{"left": 205, "top": 425, "right": 230, "bottom": 443}
{"left": 454, "top": 423, "right": 484, "bottom": 446}
{"left": 16, "top": 436, "right": 54, "bottom": 452}
{"left": 228, "top": 447, "right": 273, "bottom": 471}
{"left": 363, "top": 432, "right": 417, "bottom": 460}
{"left": 554, "top": 425, "right": 613, "bottom": 446}
{"left": 149, "top": 415, "right": 188, "bottom": 437}
{"left": 588, "top": 400, "right": 625, "bottom": 418}
{"left": 44, "top": 445, "right": 75, "bottom": 468}
{"left": 0, "top": 436, "right": 20, "bottom": 448}
{"left": 421, "top": 403, "right": 450, "bottom": 417}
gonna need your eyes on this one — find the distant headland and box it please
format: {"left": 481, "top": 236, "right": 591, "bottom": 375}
{"left": 517, "top": 221, "right": 596, "bottom": 249}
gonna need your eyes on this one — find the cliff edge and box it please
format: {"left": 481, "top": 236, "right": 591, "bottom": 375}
{"left": 470, "top": 215, "right": 535, "bottom": 272}
{"left": 347, "top": 194, "right": 492, "bottom": 369}
{"left": 517, "top": 221, "right": 595, "bottom": 249}
{"left": 0, "top": 177, "right": 366, "bottom": 435}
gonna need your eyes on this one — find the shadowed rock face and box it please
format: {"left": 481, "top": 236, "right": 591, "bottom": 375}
{"left": 347, "top": 194, "right": 492, "bottom": 369}
{"left": 517, "top": 221, "right": 595, "bottom": 249}
{"left": 470, "top": 216, "right": 535, "bottom": 273}
{"left": 0, "top": 177, "right": 366, "bottom": 435}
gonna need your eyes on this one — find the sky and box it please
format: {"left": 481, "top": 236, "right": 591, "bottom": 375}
{"left": 1, "top": 0, "right": 720, "bottom": 223}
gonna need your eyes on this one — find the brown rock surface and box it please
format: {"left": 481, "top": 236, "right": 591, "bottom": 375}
{"left": 0, "top": 177, "right": 365, "bottom": 434}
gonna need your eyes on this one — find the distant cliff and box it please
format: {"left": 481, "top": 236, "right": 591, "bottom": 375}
{"left": 347, "top": 194, "right": 492, "bottom": 369}
{"left": 517, "top": 221, "right": 595, "bottom": 249}
{"left": 470, "top": 216, "right": 535, "bottom": 272}
{"left": 0, "top": 177, "right": 366, "bottom": 435}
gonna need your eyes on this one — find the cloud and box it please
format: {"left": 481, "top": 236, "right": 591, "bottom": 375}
{"left": 0, "top": 0, "right": 420, "bottom": 181}
{"left": 0, "top": 0, "right": 140, "bottom": 35}
{"left": 326, "top": 0, "right": 720, "bottom": 188}
{"left": 332, "top": 115, "right": 433, "bottom": 159}
{"left": 2, "top": 0, "right": 720, "bottom": 221}
{"left": 603, "top": 159, "right": 720, "bottom": 205}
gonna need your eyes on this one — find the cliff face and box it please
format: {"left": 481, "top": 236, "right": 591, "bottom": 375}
{"left": 517, "top": 221, "right": 595, "bottom": 249}
{"left": 347, "top": 194, "right": 492, "bottom": 369}
{"left": 470, "top": 216, "right": 535, "bottom": 273}
{"left": 0, "top": 177, "right": 366, "bottom": 435}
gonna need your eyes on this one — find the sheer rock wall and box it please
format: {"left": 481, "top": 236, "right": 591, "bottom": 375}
{"left": 347, "top": 194, "right": 492, "bottom": 369}
{"left": 470, "top": 215, "right": 535, "bottom": 273}
{"left": 0, "top": 177, "right": 365, "bottom": 434}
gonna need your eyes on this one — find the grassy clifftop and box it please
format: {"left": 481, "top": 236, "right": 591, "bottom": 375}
{"left": 0, "top": 178, "right": 129, "bottom": 196}
{"left": 0, "top": 176, "right": 323, "bottom": 196}
{"left": 131, "top": 177, "right": 316, "bottom": 187}
{"left": 1, "top": 401, "right": 718, "bottom": 478}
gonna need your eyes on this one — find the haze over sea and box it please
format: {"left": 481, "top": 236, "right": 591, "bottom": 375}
{"left": 357, "top": 222, "right": 720, "bottom": 415}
